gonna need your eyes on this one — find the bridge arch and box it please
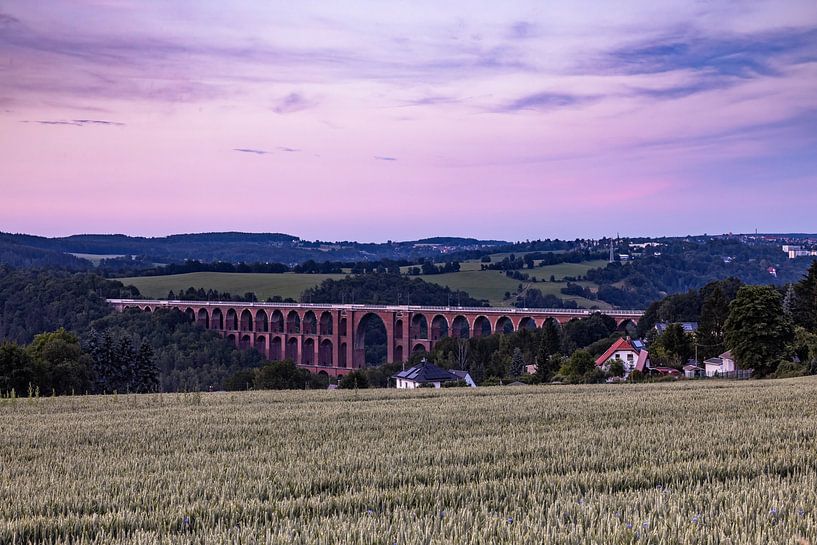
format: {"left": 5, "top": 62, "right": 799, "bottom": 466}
{"left": 319, "top": 311, "right": 333, "bottom": 335}
{"left": 412, "top": 343, "right": 427, "bottom": 354}
{"left": 254, "top": 335, "right": 266, "bottom": 356}
{"left": 184, "top": 307, "right": 195, "bottom": 322}
{"left": 431, "top": 315, "right": 449, "bottom": 340}
{"left": 518, "top": 317, "right": 537, "bottom": 332}
{"left": 240, "top": 309, "right": 253, "bottom": 331}
{"left": 354, "top": 313, "right": 387, "bottom": 366}
{"left": 452, "top": 315, "right": 470, "bottom": 339}
{"left": 270, "top": 310, "right": 284, "bottom": 333}
{"left": 227, "top": 333, "right": 237, "bottom": 347}
{"left": 319, "top": 339, "right": 333, "bottom": 366}
{"left": 211, "top": 308, "right": 224, "bottom": 330}
{"left": 302, "top": 338, "right": 315, "bottom": 365}
{"left": 339, "top": 342, "right": 348, "bottom": 367}
{"left": 411, "top": 314, "right": 429, "bottom": 339}
{"left": 286, "top": 311, "right": 300, "bottom": 334}
{"left": 472, "top": 315, "right": 492, "bottom": 337}
{"left": 271, "top": 336, "right": 283, "bottom": 360}
{"left": 339, "top": 317, "right": 348, "bottom": 337}
{"left": 286, "top": 338, "right": 298, "bottom": 362}
{"left": 303, "top": 311, "right": 317, "bottom": 335}
{"left": 196, "top": 308, "right": 209, "bottom": 328}
{"left": 394, "top": 319, "right": 403, "bottom": 340}
{"left": 142, "top": 306, "right": 152, "bottom": 313}
{"left": 240, "top": 334, "right": 251, "bottom": 350}
{"left": 226, "top": 309, "right": 238, "bottom": 330}
{"left": 495, "top": 316, "right": 514, "bottom": 334}
{"left": 394, "top": 344, "right": 403, "bottom": 363}
{"left": 617, "top": 318, "right": 637, "bottom": 336}
{"left": 255, "top": 309, "right": 268, "bottom": 332}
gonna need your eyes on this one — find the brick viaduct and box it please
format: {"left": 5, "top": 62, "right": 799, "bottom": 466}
{"left": 108, "top": 299, "right": 643, "bottom": 378}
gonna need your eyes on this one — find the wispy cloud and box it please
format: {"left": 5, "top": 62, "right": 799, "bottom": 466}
{"left": 500, "top": 92, "right": 599, "bottom": 112}
{"left": 374, "top": 156, "right": 397, "bottom": 161}
{"left": 233, "top": 148, "right": 270, "bottom": 155}
{"left": 21, "top": 118, "right": 124, "bottom": 126}
{"left": 277, "top": 146, "right": 300, "bottom": 152}
{"left": 273, "top": 93, "right": 316, "bottom": 114}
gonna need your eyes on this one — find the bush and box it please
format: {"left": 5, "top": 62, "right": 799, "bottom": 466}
{"left": 338, "top": 370, "right": 369, "bottom": 389}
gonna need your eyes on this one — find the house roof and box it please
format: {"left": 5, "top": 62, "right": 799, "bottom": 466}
{"left": 719, "top": 351, "right": 734, "bottom": 360}
{"left": 595, "top": 337, "right": 638, "bottom": 366}
{"left": 392, "top": 361, "right": 460, "bottom": 383}
{"left": 683, "top": 364, "right": 704, "bottom": 371}
{"left": 450, "top": 370, "right": 470, "bottom": 380}
{"left": 635, "top": 350, "right": 650, "bottom": 372}
{"left": 704, "top": 357, "right": 723, "bottom": 366}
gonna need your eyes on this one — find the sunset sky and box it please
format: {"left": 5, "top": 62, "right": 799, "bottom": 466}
{"left": 1, "top": 1, "right": 815, "bottom": 241}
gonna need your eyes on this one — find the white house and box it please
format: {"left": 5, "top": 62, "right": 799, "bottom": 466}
{"left": 704, "top": 351, "right": 737, "bottom": 377}
{"left": 595, "top": 337, "right": 650, "bottom": 377}
{"left": 392, "top": 359, "right": 475, "bottom": 389}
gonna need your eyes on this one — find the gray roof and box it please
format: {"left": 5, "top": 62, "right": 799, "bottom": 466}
{"left": 392, "top": 361, "right": 460, "bottom": 383}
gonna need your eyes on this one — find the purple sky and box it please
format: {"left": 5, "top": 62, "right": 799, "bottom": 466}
{"left": 1, "top": 1, "right": 816, "bottom": 241}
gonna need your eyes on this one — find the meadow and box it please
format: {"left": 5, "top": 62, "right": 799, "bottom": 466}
{"left": 2, "top": 378, "right": 816, "bottom": 544}
{"left": 120, "top": 272, "right": 346, "bottom": 301}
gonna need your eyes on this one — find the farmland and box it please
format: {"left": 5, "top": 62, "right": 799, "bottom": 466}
{"left": 2, "top": 378, "right": 816, "bottom": 544}
{"left": 120, "top": 272, "right": 346, "bottom": 301}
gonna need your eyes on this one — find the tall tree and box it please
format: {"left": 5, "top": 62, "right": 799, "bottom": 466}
{"left": 793, "top": 261, "right": 817, "bottom": 331}
{"left": 697, "top": 279, "right": 743, "bottom": 359}
{"left": 134, "top": 341, "right": 159, "bottom": 393}
{"left": 536, "top": 320, "right": 562, "bottom": 382}
{"left": 510, "top": 347, "right": 525, "bottom": 377}
{"left": 724, "top": 285, "right": 794, "bottom": 377}
{"left": 0, "top": 341, "right": 34, "bottom": 396}
{"left": 26, "top": 328, "right": 92, "bottom": 395}
{"left": 658, "top": 323, "right": 693, "bottom": 365}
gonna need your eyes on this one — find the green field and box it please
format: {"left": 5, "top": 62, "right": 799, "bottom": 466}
{"left": 396, "top": 259, "right": 609, "bottom": 307}
{"left": 3, "top": 378, "right": 816, "bottom": 544}
{"left": 121, "top": 259, "right": 610, "bottom": 308}
{"left": 120, "top": 272, "right": 346, "bottom": 300}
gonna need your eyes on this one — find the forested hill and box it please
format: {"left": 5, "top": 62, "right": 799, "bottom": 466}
{"left": 0, "top": 232, "right": 507, "bottom": 267}
{"left": 585, "top": 238, "right": 816, "bottom": 308}
{"left": 301, "top": 274, "right": 487, "bottom": 307}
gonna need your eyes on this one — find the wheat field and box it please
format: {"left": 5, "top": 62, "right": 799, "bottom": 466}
{"left": 2, "top": 379, "right": 816, "bottom": 544}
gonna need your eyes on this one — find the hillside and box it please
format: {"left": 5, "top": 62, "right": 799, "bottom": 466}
{"left": 0, "top": 231, "right": 507, "bottom": 267}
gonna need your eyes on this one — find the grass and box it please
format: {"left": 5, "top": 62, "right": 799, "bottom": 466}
{"left": 2, "top": 378, "right": 816, "bottom": 544}
{"left": 120, "top": 272, "right": 346, "bottom": 301}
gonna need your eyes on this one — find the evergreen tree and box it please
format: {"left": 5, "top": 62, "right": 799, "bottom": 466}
{"left": 134, "top": 341, "right": 159, "bottom": 393}
{"left": 725, "top": 285, "right": 794, "bottom": 377}
{"left": 658, "top": 323, "right": 693, "bottom": 365}
{"left": 782, "top": 284, "right": 795, "bottom": 317}
{"left": 510, "top": 347, "right": 525, "bottom": 377}
{"left": 697, "top": 284, "right": 733, "bottom": 359}
{"left": 793, "top": 261, "right": 817, "bottom": 331}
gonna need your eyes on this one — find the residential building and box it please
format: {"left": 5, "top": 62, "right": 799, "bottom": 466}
{"left": 392, "top": 359, "right": 474, "bottom": 389}
{"left": 595, "top": 337, "right": 650, "bottom": 377}
{"left": 654, "top": 322, "right": 698, "bottom": 334}
{"left": 704, "top": 351, "right": 737, "bottom": 377}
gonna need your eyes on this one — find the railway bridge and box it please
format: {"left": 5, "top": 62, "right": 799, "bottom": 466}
{"left": 108, "top": 299, "right": 644, "bottom": 377}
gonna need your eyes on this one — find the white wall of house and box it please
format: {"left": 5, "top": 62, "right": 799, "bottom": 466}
{"left": 395, "top": 378, "right": 442, "bottom": 389}
{"left": 705, "top": 357, "right": 736, "bottom": 377}
{"left": 607, "top": 350, "right": 639, "bottom": 373}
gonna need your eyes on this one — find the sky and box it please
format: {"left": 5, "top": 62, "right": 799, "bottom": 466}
{"left": 1, "top": 0, "right": 816, "bottom": 242}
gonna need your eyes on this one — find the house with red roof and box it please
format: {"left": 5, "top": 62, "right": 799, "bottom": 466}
{"left": 595, "top": 337, "right": 650, "bottom": 378}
